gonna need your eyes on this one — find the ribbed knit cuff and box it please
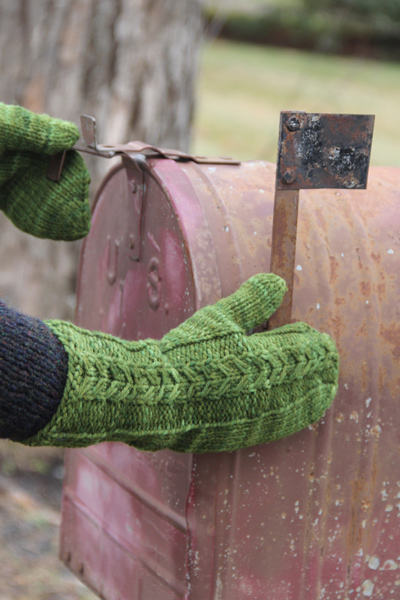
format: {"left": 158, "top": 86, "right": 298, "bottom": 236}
{"left": 0, "top": 300, "right": 69, "bottom": 441}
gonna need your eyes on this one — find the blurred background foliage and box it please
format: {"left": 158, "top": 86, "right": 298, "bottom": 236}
{"left": 304, "top": 0, "right": 400, "bottom": 20}
{"left": 203, "top": 0, "right": 400, "bottom": 58}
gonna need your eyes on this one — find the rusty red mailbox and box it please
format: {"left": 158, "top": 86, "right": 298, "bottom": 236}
{"left": 59, "top": 117, "right": 400, "bottom": 599}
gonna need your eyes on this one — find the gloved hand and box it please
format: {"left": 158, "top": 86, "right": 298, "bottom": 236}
{"left": 0, "top": 273, "right": 339, "bottom": 453}
{"left": 0, "top": 102, "right": 91, "bottom": 240}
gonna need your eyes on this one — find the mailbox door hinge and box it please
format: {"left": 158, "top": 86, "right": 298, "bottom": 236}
{"left": 121, "top": 155, "right": 145, "bottom": 262}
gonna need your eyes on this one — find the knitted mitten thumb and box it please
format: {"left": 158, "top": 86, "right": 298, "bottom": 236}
{"left": 0, "top": 102, "right": 91, "bottom": 241}
{"left": 10, "top": 273, "right": 340, "bottom": 453}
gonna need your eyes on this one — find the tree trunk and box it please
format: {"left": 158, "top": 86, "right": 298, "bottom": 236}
{"left": 0, "top": 0, "right": 203, "bottom": 318}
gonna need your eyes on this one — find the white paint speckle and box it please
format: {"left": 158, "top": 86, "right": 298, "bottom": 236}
{"left": 366, "top": 398, "right": 372, "bottom": 407}
{"left": 362, "top": 580, "right": 374, "bottom": 596}
{"left": 386, "top": 504, "right": 394, "bottom": 512}
{"left": 259, "top": 189, "right": 265, "bottom": 193}
{"left": 296, "top": 265, "right": 303, "bottom": 271}
{"left": 387, "top": 248, "right": 394, "bottom": 254}
{"left": 316, "top": 303, "right": 321, "bottom": 310}
{"left": 223, "top": 226, "right": 229, "bottom": 232}
{"left": 368, "top": 556, "right": 380, "bottom": 570}
{"left": 147, "top": 232, "right": 161, "bottom": 252}
{"left": 382, "top": 560, "right": 398, "bottom": 571}
{"left": 344, "top": 383, "right": 349, "bottom": 390}
{"left": 370, "top": 424, "right": 382, "bottom": 437}
{"left": 341, "top": 253, "right": 345, "bottom": 257}
{"left": 208, "top": 166, "right": 217, "bottom": 173}
{"left": 365, "top": 300, "right": 369, "bottom": 304}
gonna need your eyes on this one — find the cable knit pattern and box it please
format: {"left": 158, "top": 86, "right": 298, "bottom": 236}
{"left": 0, "top": 300, "right": 68, "bottom": 441}
{"left": 0, "top": 102, "right": 91, "bottom": 241}
{"left": 22, "top": 274, "right": 340, "bottom": 453}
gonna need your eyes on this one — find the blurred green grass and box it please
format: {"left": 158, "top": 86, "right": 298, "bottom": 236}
{"left": 193, "top": 39, "right": 400, "bottom": 166}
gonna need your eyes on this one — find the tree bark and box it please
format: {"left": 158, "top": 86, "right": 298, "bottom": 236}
{"left": 0, "top": 0, "right": 203, "bottom": 318}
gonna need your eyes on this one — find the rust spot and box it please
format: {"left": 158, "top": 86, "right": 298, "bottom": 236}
{"left": 359, "top": 281, "right": 371, "bottom": 296}
{"left": 350, "top": 411, "right": 359, "bottom": 423}
{"left": 355, "top": 247, "right": 363, "bottom": 270}
{"left": 361, "top": 499, "right": 371, "bottom": 511}
{"left": 356, "top": 320, "right": 367, "bottom": 338}
{"left": 378, "top": 366, "right": 387, "bottom": 394}
{"left": 380, "top": 323, "right": 400, "bottom": 359}
{"left": 329, "top": 314, "right": 345, "bottom": 341}
{"left": 335, "top": 297, "right": 345, "bottom": 305}
{"left": 348, "top": 476, "right": 371, "bottom": 556}
{"left": 371, "top": 449, "right": 378, "bottom": 492}
{"left": 376, "top": 282, "right": 386, "bottom": 298}
{"left": 388, "top": 375, "right": 400, "bottom": 400}
{"left": 370, "top": 251, "right": 381, "bottom": 264}
{"left": 325, "top": 483, "right": 332, "bottom": 505}
{"left": 329, "top": 255, "right": 339, "bottom": 284}
{"left": 336, "top": 413, "right": 345, "bottom": 423}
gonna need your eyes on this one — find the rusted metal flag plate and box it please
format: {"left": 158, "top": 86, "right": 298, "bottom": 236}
{"left": 276, "top": 112, "right": 375, "bottom": 190}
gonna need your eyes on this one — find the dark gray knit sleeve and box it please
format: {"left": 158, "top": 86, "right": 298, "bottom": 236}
{"left": 0, "top": 300, "right": 68, "bottom": 442}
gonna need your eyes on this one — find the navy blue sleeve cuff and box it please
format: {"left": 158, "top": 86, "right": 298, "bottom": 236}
{"left": 0, "top": 300, "right": 68, "bottom": 442}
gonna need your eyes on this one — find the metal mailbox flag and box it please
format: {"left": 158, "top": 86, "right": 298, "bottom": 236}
{"left": 269, "top": 111, "right": 375, "bottom": 329}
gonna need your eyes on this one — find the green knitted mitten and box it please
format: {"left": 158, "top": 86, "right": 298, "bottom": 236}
{"left": 0, "top": 103, "right": 91, "bottom": 240}
{"left": 22, "top": 274, "right": 339, "bottom": 453}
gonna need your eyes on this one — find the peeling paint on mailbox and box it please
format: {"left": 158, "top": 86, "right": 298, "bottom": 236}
{"left": 60, "top": 157, "right": 400, "bottom": 600}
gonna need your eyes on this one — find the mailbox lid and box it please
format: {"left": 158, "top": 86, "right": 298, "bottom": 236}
{"left": 61, "top": 156, "right": 275, "bottom": 599}
{"left": 61, "top": 159, "right": 202, "bottom": 599}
